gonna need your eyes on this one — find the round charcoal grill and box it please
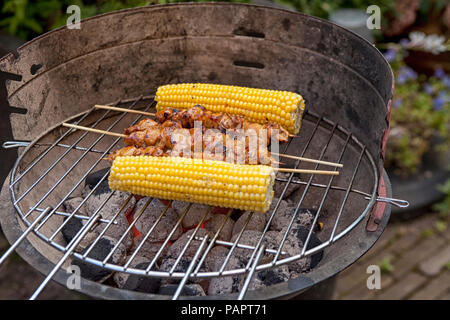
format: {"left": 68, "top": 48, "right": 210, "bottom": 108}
{"left": 0, "top": 3, "right": 407, "bottom": 299}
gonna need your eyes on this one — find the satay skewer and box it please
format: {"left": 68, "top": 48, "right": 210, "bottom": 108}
{"left": 87, "top": 106, "right": 343, "bottom": 168}
{"left": 64, "top": 123, "right": 128, "bottom": 138}
{"left": 95, "top": 104, "right": 156, "bottom": 117}
{"left": 271, "top": 152, "right": 343, "bottom": 168}
{"left": 62, "top": 124, "right": 339, "bottom": 176}
{"left": 94, "top": 104, "right": 300, "bottom": 138}
{"left": 62, "top": 123, "right": 342, "bottom": 172}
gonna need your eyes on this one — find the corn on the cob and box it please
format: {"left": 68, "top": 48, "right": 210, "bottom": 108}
{"left": 108, "top": 156, "right": 275, "bottom": 212}
{"left": 155, "top": 83, "right": 305, "bottom": 134}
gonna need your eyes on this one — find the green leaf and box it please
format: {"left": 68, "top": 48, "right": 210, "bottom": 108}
{"left": 23, "top": 19, "right": 43, "bottom": 33}
{"left": 378, "top": 256, "right": 394, "bottom": 274}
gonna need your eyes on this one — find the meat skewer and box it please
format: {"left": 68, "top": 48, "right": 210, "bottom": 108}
{"left": 62, "top": 122, "right": 342, "bottom": 168}
{"left": 105, "top": 144, "right": 274, "bottom": 166}
{"left": 154, "top": 105, "right": 291, "bottom": 143}
{"left": 117, "top": 118, "right": 275, "bottom": 165}
{"left": 106, "top": 104, "right": 291, "bottom": 144}
{"left": 94, "top": 104, "right": 343, "bottom": 168}
{"left": 62, "top": 123, "right": 339, "bottom": 175}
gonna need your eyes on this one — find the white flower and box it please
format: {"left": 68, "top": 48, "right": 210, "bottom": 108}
{"left": 406, "top": 31, "right": 447, "bottom": 55}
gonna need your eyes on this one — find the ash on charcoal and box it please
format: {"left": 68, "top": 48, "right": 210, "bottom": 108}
{"left": 208, "top": 264, "right": 243, "bottom": 295}
{"left": 165, "top": 229, "right": 212, "bottom": 260}
{"left": 171, "top": 201, "right": 190, "bottom": 215}
{"left": 230, "top": 230, "right": 265, "bottom": 263}
{"left": 274, "top": 172, "right": 301, "bottom": 198}
{"left": 160, "top": 256, "right": 192, "bottom": 274}
{"left": 160, "top": 229, "right": 212, "bottom": 290}
{"left": 159, "top": 255, "right": 210, "bottom": 291}
{"left": 241, "top": 265, "right": 290, "bottom": 291}
{"left": 230, "top": 230, "right": 280, "bottom": 264}
{"left": 62, "top": 197, "right": 105, "bottom": 251}
{"left": 82, "top": 188, "right": 135, "bottom": 250}
{"left": 260, "top": 231, "right": 280, "bottom": 254}
{"left": 176, "top": 202, "right": 212, "bottom": 229}
{"left": 72, "top": 236, "right": 126, "bottom": 282}
{"left": 264, "top": 198, "right": 290, "bottom": 225}
{"left": 232, "top": 211, "right": 265, "bottom": 238}
{"left": 114, "top": 256, "right": 147, "bottom": 288}
{"left": 205, "top": 214, "right": 234, "bottom": 241}
{"left": 289, "top": 225, "right": 323, "bottom": 269}
{"left": 204, "top": 246, "right": 230, "bottom": 271}
{"left": 207, "top": 247, "right": 244, "bottom": 296}
{"left": 63, "top": 197, "right": 87, "bottom": 215}
{"left": 256, "top": 265, "right": 290, "bottom": 285}
{"left": 158, "top": 284, "right": 206, "bottom": 296}
{"left": 113, "top": 256, "right": 160, "bottom": 293}
{"left": 134, "top": 198, "right": 182, "bottom": 242}
{"left": 132, "top": 237, "right": 168, "bottom": 263}
{"left": 276, "top": 224, "right": 324, "bottom": 274}
{"left": 270, "top": 207, "right": 316, "bottom": 232}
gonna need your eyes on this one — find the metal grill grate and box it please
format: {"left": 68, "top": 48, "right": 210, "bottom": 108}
{"left": 1, "top": 96, "right": 407, "bottom": 299}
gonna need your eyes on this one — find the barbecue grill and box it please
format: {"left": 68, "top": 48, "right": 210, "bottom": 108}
{"left": 0, "top": 3, "right": 408, "bottom": 300}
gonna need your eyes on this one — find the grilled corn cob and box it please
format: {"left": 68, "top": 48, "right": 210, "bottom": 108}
{"left": 155, "top": 83, "right": 305, "bottom": 134}
{"left": 108, "top": 156, "right": 275, "bottom": 212}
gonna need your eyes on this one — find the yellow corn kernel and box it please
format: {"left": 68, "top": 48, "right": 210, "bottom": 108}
{"left": 109, "top": 156, "right": 275, "bottom": 212}
{"left": 155, "top": 83, "right": 305, "bottom": 134}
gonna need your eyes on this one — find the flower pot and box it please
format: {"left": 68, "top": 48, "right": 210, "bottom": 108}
{"left": 404, "top": 50, "right": 450, "bottom": 76}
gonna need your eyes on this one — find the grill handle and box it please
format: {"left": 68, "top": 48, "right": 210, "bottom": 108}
{"left": 2, "top": 141, "right": 30, "bottom": 149}
{"left": 370, "top": 196, "right": 409, "bottom": 208}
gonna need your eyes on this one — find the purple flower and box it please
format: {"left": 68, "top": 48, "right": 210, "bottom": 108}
{"left": 433, "top": 97, "right": 444, "bottom": 110}
{"left": 434, "top": 68, "right": 445, "bottom": 79}
{"left": 396, "top": 66, "right": 417, "bottom": 84}
{"left": 397, "top": 73, "right": 407, "bottom": 84}
{"left": 399, "top": 38, "right": 410, "bottom": 47}
{"left": 405, "top": 68, "right": 417, "bottom": 80}
{"left": 438, "top": 90, "right": 449, "bottom": 102}
{"left": 393, "top": 99, "right": 403, "bottom": 108}
{"left": 443, "top": 76, "right": 450, "bottom": 89}
{"left": 424, "top": 83, "right": 434, "bottom": 94}
{"left": 383, "top": 49, "right": 396, "bottom": 62}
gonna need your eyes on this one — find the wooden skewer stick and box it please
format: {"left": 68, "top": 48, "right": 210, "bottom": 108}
{"left": 63, "top": 123, "right": 339, "bottom": 175}
{"left": 95, "top": 104, "right": 156, "bottom": 117}
{"left": 271, "top": 152, "right": 343, "bottom": 168}
{"left": 275, "top": 168, "right": 338, "bottom": 176}
{"left": 96, "top": 105, "right": 299, "bottom": 139}
{"left": 63, "top": 123, "right": 127, "bottom": 138}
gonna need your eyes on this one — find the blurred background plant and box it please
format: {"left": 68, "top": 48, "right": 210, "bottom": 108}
{"left": 272, "top": 0, "right": 396, "bottom": 20}
{"left": 3, "top": 0, "right": 447, "bottom": 41}
{"left": 382, "top": 44, "right": 449, "bottom": 175}
{"left": 0, "top": 0, "right": 247, "bottom": 40}
{"left": 0, "top": 0, "right": 150, "bottom": 40}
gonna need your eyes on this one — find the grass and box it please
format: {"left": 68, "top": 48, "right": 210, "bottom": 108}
{"left": 420, "top": 228, "right": 434, "bottom": 238}
{"left": 379, "top": 256, "right": 394, "bottom": 275}
{"left": 435, "top": 220, "right": 448, "bottom": 233}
